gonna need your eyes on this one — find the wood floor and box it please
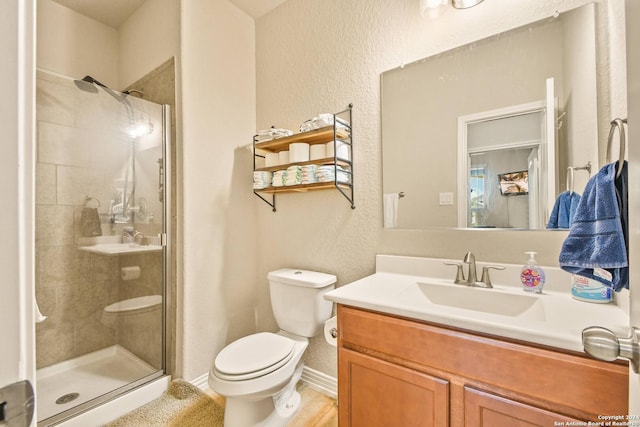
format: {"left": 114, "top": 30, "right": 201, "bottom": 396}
{"left": 289, "top": 384, "right": 338, "bottom": 427}
{"left": 205, "top": 383, "right": 338, "bottom": 426}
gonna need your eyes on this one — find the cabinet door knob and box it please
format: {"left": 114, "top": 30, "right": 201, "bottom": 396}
{"left": 582, "top": 326, "right": 640, "bottom": 373}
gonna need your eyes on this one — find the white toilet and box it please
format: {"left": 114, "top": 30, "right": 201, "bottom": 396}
{"left": 208, "top": 268, "right": 336, "bottom": 427}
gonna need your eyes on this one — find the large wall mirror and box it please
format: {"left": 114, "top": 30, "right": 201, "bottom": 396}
{"left": 381, "top": 3, "right": 612, "bottom": 230}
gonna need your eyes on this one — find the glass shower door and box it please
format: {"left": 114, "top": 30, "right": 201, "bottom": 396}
{"left": 35, "top": 69, "right": 169, "bottom": 425}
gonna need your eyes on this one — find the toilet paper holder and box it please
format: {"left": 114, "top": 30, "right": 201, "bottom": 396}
{"left": 121, "top": 266, "right": 141, "bottom": 281}
{"left": 324, "top": 316, "right": 338, "bottom": 347}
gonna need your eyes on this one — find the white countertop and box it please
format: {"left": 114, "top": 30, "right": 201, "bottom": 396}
{"left": 324, "top": 255, "right": 630, "bottom": 353}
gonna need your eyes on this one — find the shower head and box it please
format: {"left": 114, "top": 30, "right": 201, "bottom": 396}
{"left": 73, "top": 75, "right": 146, "bottom": 139}
{"left": 73, "top": 75, "right": 132, "bottom": 109}
{"left": 74, "top": 76, "right": 99, "bottom": 93}
{"left": 81, "top": 75, "right": 109, "bottom": 88}
{"left": 74, "top": 75, "right": 116, "bottom": 95}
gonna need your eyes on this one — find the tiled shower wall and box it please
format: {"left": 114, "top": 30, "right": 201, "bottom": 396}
{"left": 35, "top": 70, "right": 163, "bottom": 369}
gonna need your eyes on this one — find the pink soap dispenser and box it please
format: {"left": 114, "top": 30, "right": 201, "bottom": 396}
{"left": 520, "top": 251, "right": 545, "bottom": 294}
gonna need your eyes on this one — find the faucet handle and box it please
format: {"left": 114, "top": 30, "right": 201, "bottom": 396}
{"left": 479, "top": 265, "right": 505, "bottom": 288}
{"left": 133, "top": 231, "right": 148, "bottom": 245}
{"left": 444, "top": 262, "right": 466, "bottom": 284}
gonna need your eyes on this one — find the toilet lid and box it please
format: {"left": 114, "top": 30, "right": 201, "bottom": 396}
{"left": 214, "top": 332, "right": 295, "bottom": 380}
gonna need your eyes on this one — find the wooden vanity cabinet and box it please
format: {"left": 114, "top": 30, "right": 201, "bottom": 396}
{"left": 337, "top": 305, "right": 628, "bottom": 427}
{"left": 341, "top": 348, "right": 450, "bottom": 426}
{"left": 462, "top": 387, "right": 582, "bottom": 426}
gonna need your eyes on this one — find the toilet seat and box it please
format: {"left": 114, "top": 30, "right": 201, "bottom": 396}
{"left": 214, "top": 332, "right": 295, "bottom": 381}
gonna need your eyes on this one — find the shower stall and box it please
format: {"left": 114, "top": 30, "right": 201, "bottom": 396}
{"left": 35, "top": 69, "right": 171, "bottom": 425}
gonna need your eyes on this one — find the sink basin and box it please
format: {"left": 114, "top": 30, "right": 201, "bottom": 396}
{"left": 400, "top": 281, "right": 546, "bottom": 320}
{"left": 78, "top": 243, "right": 163, "bottom": 256}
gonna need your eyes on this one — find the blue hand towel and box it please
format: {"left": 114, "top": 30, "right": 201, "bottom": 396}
{"left": 546, "top": 191, "right": 581, "bottom": 229}
{"left": 559, "top": 161, "right": 628, "bottom": 291}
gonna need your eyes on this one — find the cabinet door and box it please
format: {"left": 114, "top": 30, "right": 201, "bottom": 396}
{"left": 464, "top": 387, "right": 582, "bottom": 427}
{"left": 339, "top": 348, "right": 449, "bottom": 427}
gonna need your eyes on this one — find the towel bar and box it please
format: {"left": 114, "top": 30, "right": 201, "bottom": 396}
{"left": 606, "top": 118, "right": 627, "bottom": 179}
{"left": 83, "top": 195, "right": 101, "bottom": 208}
{"left": 566, "top": 161, "right": 591, "bottom": 195}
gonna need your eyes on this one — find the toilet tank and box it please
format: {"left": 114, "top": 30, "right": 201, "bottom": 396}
{"left": 268, "top": 269, "right": 336, "bottom": 337}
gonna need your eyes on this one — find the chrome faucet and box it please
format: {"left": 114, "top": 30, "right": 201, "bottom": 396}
{"left": 444, "top": 252, "right": 505, "bottom": 288}
{"left": 133, "top": 231, "right": 148, "bottom": 246}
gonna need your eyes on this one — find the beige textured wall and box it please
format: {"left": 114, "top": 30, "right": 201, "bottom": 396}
{"left": 255, "top": 0, "right": 625, "bottom": 378}
{"left": 37, "top": 0, "right": 118, "bottom": 88}
{"left": 179, "top": 0, "right": 257, "bottom": 381}
{"left": 561, "top": 4, "right": 599, "bottom": 194}
{"left": 118, "top": 0, "right": 180, "bottom": 89}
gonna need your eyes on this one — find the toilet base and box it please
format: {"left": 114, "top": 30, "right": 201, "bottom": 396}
{"left": 223, "top": 364, "right": 304, "bottom": 427}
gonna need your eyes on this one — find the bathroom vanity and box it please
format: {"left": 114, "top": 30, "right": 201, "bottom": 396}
{"left": 337, "top": 305, "right": 627, "bottom": 426}
{"left": 325, "top": 255, "right": 629, "bottom": 426}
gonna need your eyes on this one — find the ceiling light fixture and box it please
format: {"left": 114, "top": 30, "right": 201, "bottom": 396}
{"left": 422, "top": 0, "right": 448, "bottom": 9}
{"left": 452, "top": 0, "right": 485, "bottom": 9}
{"left": 420, "top": 0, "right": 449, "bottom": 17}
{"left": 420, "top": 0, "right": 485, "bottom": 17}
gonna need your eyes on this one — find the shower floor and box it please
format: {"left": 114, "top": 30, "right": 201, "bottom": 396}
{"left": 37, "top": 345, "right": 157, "bottom": 422}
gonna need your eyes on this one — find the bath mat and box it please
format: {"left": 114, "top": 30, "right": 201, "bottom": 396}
{"left": 105, "top": 379, "right": 224, "bottom": 427}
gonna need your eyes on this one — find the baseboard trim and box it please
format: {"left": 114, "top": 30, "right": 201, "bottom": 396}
{"left": 300, "top": 366, "right": 337, "bottom": 399}
{"left": 191, "top": 372, "right": 210, "bottom": 391}
{"left": 191, "top": 366, "right": 337, "bottom": 399}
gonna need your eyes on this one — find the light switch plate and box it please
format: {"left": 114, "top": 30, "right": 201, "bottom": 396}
{"left": 439, "top": 192, "right": 454, "bottom": 205}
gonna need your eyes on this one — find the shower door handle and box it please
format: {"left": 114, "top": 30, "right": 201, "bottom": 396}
{"left": 157, "top": 158, "right": 164, "bottom": 203}
{"left": 582, "top": 326, "right": 640, "bottom": 373}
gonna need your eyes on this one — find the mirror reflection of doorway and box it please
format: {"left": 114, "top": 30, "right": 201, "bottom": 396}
{"left": 458, "top": 100, "right": 552, "bottom": 229}
{"left": 468, "top": 147, "right": 538, "bottom": 228}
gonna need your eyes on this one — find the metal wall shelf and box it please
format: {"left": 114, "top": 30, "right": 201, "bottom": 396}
{"left": 253, "top": 104, "right": 354, "bottom": 212}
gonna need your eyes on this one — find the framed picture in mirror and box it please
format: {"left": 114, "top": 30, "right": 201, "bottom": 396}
{"left": 498, "top": 171, "right": 528, "bottom": 196}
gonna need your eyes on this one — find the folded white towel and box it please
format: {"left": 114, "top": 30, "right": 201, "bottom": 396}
{"left": 256, "top": 128, "right": 294, "bottom": 142}
{"left": 383, "top": 193, "right": 399, "bottom": 228}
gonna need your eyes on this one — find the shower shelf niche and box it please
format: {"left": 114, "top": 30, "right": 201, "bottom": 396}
{"left": 252, "top": 104, "right": 354, "bottom": 212}
{"left": 78, "top": 236, "right": 162, "bottom": 256}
